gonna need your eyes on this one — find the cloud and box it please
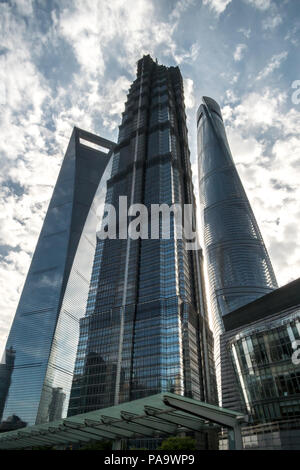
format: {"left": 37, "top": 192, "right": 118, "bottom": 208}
{"left": 202, "top": 0, "right": 232, "bottom": 15}
{"left": 58, "top": 3, "right": 106, "bottom": 76}
{"left": 222, "top": 87, "right": 300, "bottom": 287}
{"left": 11, "top": 0, "right": 33, "bottom": 16}
{"left": 226, "top": 128, "right": 265, "bottom": 165}
{"left": 183, "top": 78, "right": 196, "bottom": 109}
{"left": 170, "top": 0, "right": 196, "bottom": 21}
{"left": 225, "top": 90, "right": 283, "bottom": 129}
{"left": 262, "top": 14, "right": 282, "bottom": 30}
{"left": 224, "top": 90, "right": 239, "bottom": 104}
{"left": 244, "top": 0, "right": 272, "bottom": 10}
{"left": 272, "top": 136, "right": 300, "bottom": 170}
{"left": 0, "top": 249, "right": 31, "bottom": 351}
{"left": 284, "top": 24, "right": 300, "bottom": 46}
{"left": 57, "top": 0, "right": 200, "bottom": 77}
{"left": 171, "top": 42, "right": 200, "bottom": 65}
{"left": 256, "top": 51, "right": 288, "bottom": 80}
{"left": 238, "top": 28, "right": 251, "bottom": 39}
{"left": 234, "top": 43, "right": 247, "bottom": 62}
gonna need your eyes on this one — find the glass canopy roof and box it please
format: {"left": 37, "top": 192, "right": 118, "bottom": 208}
{"left": 0, "top": 392, "right": 247, "bottom": 450}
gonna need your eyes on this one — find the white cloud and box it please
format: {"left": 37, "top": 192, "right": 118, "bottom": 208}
{"left": 203, "top": 0, "right": 232, "bottom": 15}
{"left": 183, "top": 78, "right": 195, "bottom": 109}
{"left": 238, "top": 28, "right": 251, "bottom": 39}
{"left": 0, "top": 6, "right": 63, "bottom": 354}
{"left": 11, "top": 0, "right": 33, "bottom": 16}
{"left": 256, "top": 51, "right": 288, "bottom": 80}
{"left": 284, "top": 24, "right": 300, "bottom": 46}
{"left": 221, "top": 88, "right": 300, "bottom": 287}
{"left": 224, "top": 90, "right": 238, "bottom": 104}
{"left": 227, "top": 90, "right": 282, "bottom": 128}
{"left": 234, "top": 43, "right": 247, "bottom": 62}
{"left": 262, "top": 14, "right": 282, "bottom": 30}
{"left": 272, "top": 136, "right": 300, "bottom": 169}
{"left": 170, "top": 0, "right": 196, "bottom": 21}
{"left": 57, "top": 0, "right": 199, "bottom": 78}
{"left": 0, "top": 250, "right": 31, "bottom": 350}
{"left": 217, "top": 0, "right": 273, "bottom": 11}
{"left": 171, "top": 42, "right": 200, "bottom": 65}
{"left": 245, "top": 0, "right": 272, "bottom": 10}
{"left": 226, "top": 128, "right": 265, "bottom": 165}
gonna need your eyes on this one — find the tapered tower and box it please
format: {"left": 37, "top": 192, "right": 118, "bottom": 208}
{"left": 197, "top": 96, "right": 278, "bottom": 403}
{"left": 0, "top": 128, "right": 114, "bottom": 425}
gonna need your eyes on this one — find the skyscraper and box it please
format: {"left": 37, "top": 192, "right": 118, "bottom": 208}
{"left": 0, "top": 347, "right": 15, "bottom": 422}
{"left": 0, "top": 128, "right": 114, "bottom": 426}
{"left": 68, "top": 56, "right": 217, "bottom": 417}
{"left": 197, "top": 96, "right": 278, "bottom": 403}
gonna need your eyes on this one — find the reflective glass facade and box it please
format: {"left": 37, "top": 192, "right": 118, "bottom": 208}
{"left": 219, "top": 279, "right": 300, "bottom": 449}
{"left": 197, "top": 96, "right": 278, "bottom": 403}
{"left": 229, "top": 309, "right": 300, "bottom": 423}
{"left": 0, "top": 128, "right": 114, "bottom": 426}
{"left": 68, "top": 56, "right": 217, "bottom": 416}
{"left": 0, "top": 347, "right": 15, "bottom": 422}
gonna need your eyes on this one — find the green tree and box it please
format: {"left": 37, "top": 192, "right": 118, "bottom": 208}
{"left": 158, "top": 436, "right": 196, "bottom": 450}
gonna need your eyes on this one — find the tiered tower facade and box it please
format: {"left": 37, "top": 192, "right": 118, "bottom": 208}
{"left": 68, "top": 56, "right": 217, "bottom": 416}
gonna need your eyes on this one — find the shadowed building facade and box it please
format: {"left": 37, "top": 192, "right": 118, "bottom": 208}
{"left": 0, "top": 347, "right": 15, "bottom": 422}
{"left": 219, "top": 278, "right": 300, "bottom": 449}
{"left": 0, "top": 128, "right": 114, "bottom": 426}
{"left": 197, "top": 96, "right": 278, "bottom": 403}
{"left": 68, "top": 56, "right": 217, "bottom": 419}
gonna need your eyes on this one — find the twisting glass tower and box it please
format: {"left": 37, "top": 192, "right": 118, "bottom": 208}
{"left": 68, "top": 56, "right": 217, "bottom": 416}
{"left": 197, "top": 96, "right": 278, "bottom": 403}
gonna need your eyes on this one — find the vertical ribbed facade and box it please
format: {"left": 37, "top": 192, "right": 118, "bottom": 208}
{"left": 197, "top": 96, "right": 278, "bottom": 404}
{"left": 0, "top": 128, "right": 114, "bottom": 426}
{"left": 68, "top": 56, "right": 217, "bottom": 416}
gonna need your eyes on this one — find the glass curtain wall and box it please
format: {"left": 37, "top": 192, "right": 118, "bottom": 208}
{"left": 230, "top": 311, "right": 300, "bottom": 423}
{"left": 0, "top": 128, "right": 113, "bottom": 425}
{"left": 68, "top": 56, "right": 217, "bottom": 416}
{"left": 197, "top": 96, "right": 278, "bottom": 404}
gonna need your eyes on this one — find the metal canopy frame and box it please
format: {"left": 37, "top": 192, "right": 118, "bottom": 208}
{"left": 0, "top": 393, "right": 247, "bottom": 450}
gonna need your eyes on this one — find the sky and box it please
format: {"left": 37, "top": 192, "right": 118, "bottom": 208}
{"left": 0, "top": 0, "right": 300, "bottom": 356}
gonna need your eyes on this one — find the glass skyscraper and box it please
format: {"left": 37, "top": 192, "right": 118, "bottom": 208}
{"left": 0, "top": 128, "right": 114, "bottom": 426}
{"left": 68, "top": 56, "right": 217, "bottom": 416}
{"left": 197, "top": 96, "right": 278, "bottom": 403}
